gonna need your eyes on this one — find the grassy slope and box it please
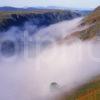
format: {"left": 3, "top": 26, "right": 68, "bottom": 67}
{"left": 78, "top": 6, "right": 100, "bottom": 40}
{"left": 61, "top": 78, "right": 100, "bottom": 100}
{"left": 60, "top": 6, "right": 100, "bottom": 100}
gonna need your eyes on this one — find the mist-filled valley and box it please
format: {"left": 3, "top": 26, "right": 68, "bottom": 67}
{"left": 0, "top": 13, "right": 100, "bottom": 100}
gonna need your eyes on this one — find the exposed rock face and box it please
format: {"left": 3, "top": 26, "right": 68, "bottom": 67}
{"left": 0, "top": 10, "right": 81, "bottom": 32}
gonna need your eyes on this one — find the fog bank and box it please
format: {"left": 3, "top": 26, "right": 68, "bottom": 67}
{"left": 0, "top": 17, "right": 100, "bottom": 100}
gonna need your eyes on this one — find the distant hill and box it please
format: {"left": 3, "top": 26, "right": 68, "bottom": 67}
{"left": 0, "top": 6, "right": 42, "bottom": 11}
{"left": 0, "top": 6, "right": 92, "bottom": 11}
{"left": 0, "top": 6, "right": 91, "bottom": 15}
{"left": 0, "top": 7, "right": 23, "bottom": 11}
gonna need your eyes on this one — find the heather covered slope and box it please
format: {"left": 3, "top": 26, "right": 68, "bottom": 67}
{"left": 63, "top": 6, "right": 100, "bottom": 41}
{"left": 78, "top": 6, "right": 100, "bottom": 40}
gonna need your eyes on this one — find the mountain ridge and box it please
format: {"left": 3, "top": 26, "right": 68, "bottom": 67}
{"left": 0, "top": 9, "right": 81, "bottom": 32}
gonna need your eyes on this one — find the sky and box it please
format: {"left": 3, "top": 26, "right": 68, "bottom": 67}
{"left": 0, "top": 0, "right": 100, "bottom": 9}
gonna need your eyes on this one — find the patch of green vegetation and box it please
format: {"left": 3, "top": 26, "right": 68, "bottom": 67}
{"left": 61, "top": 78, "right": 100, "bottom": 100}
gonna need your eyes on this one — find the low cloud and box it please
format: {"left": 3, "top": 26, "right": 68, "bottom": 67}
{"left": 0, "top": 17, "right": 100, "bottom": 100}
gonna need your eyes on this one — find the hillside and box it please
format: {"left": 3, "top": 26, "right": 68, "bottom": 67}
{"left": 59, "top": 77, "right": 100, "bottom": 100}
{"left": 60, "top": 6, "right": 100, "bottom": 100}
{"left": 0, "top": 9, "right": 81, "bottom": 32}
{"left": 62, "top": 6, "right": 100, "bottom": 41}
{"left": 78, "top": 6, "right": 100, "bottom": 40}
